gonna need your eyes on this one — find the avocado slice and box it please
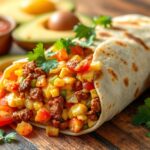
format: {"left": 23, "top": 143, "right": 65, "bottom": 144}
{"left": 12, "top": 13, "right": 93, "bottom": 51}
{"left": 0, "top": 0, "right": 75, "bottom": 24}
{"left": 0, "top": 55, "right": 25, "bottom": 71}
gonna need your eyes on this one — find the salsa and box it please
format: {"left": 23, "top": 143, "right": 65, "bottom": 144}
{"left": 0, "top": 18, "right": 11, "bottom": 34}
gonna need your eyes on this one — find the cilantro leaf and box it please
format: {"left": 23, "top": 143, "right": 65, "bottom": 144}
{"left": 93, "top": 15, "right": 112, "bottom": 28}
{"left": 27, "top": 43, "right": 45, "bottom": 61}
{"left": 38, "top": 59, "right": 58, "bottom": 73}
{"left": 146, "top": 132, "right": 150, "bottom": 138}
{"left": 47, "top": 51, "right": 58, "bottom": 57}
{"left": 4, "top": 132, "right": 17, "bottom": 143}
{"left": 132, "top": 97, "right": 150, "bottom": 138}
{"left": 145, "top": 97, "right": 150, "bottom": 108}
{"left": 27, "top": 43, "right": 58, "bottom": 73}
{"left": 53, "top": 38, "right": 74, "bottom": 54}
{"left": 74, "top": 24, "right": 96, "bottom": 47}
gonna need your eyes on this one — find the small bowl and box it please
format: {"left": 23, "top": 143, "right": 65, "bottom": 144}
{"left": 0, "top": 16, "right": 16, "bottom": 55}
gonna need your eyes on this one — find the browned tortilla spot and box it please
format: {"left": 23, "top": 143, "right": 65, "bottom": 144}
{"left": 120, "top": 58, "right": 127, "bottom": 65}
{"left": 115, "top": 21, "right": 140, "bottom": 26}
{"left": 107, "top": 68, "right": 118, "bottom": 81}
{"left": 134, "top": 87, "right": 140, "bottom": 98}
{"left": 123, "top": 77, "right": 129, "bottom": 87}
{"left": 115, "top": 41, "right": 127, "bottom": 47}
{"left": 125, "top": 32, "right": 149, "bottom": 50}
{"left": 99, "top": 32, "right": 112, "bottom": 37}
{"left": 132, "top": 63, "right": 138, "bottom": 72}
{"left": 111, "top": 26, "right": 126, "bottom": 31}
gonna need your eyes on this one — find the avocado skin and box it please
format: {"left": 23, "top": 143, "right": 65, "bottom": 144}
{"left": 12, "top": 13, "right": 93, "bottom": 51}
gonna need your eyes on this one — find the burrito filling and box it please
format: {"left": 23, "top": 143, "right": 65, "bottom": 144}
{"left": 0, "top": 44, "right": 101, "bottom": 136}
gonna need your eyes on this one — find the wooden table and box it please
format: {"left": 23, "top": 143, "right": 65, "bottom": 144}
{"left": 1, "top": 0, "right": 150, "bottom": 149}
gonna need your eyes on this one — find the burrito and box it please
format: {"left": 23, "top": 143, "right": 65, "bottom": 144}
{"left": 0, "top": 14, "right": 150, "bottom": 136}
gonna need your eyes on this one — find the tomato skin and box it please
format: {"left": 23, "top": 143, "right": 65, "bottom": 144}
{"left": 7, "top": 72, "right": 18, "bottom": 81}
{"left": 0, "top": 88, "right": 7, "bottom": 99}
{"left": 0, "top": 111, "right": 13, "bottom": 127}
{"left": 56, "top": 49, "right": 69, "bottom": 61}
{"left": 75, "top": 60, "right": 90, "bottom": 73}
{"left": 71, "top": 46, "right": 84, "bottom": 56}
{"left": 83, "top": 82, "right": 94, "bottom": 91}
{"left": 35, "top": 108, "right": 51, "bottom": 123}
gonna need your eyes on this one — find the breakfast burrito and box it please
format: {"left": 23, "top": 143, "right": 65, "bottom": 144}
{"left": 0, "top": 14, "right": 150, "bottom": 136}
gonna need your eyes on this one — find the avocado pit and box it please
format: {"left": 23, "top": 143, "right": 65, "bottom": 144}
{"left": 47, "top": 11, "right": 80, "bottom": 31}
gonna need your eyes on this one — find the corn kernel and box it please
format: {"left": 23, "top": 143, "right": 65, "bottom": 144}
{"left": 14, "top": 69, "right": 23, "bottom": 76}
{"left": 90, "top": 89, "right": 98, "bottom": 99}
{"left": 46, "top": 126, "right": 59, "bottom": 137}
{"left": 69, "top": 103, "right": 88, "bottom": 119}
{"left": 7, "top": 93, "right": 25, "bottom": 108}
{"left": 62, "top": 109, "right": 68, "bottom": 120}
{"left": 77, "top": 115, "right": 87, "bottom": 121}
{"left": 50, "top": 88, "right": 59, "bottom": 97}
{"left": 54, "top": 78, "right": 65, "bottom": 87}
{"left": 33, "top": 102, "right": 43, "bottom": 111}
{"left": 36, "top": 75, "right": 47, "bottom": 87}
{"left": 43, "top": 85, "right": 52, "bottom": 99}
{"left": 25, "top": 99, "right": 33, "bottom": 110}
{"left": 82, "top": 71, "right": 94, "bottom": 82}
{"left": 59, "top": 67, "right": 72, "bottom": 78}
{"left": 70, "top": 55, "right": 82, "bottom": 62}
{"left": 63, "top": 77, "right": 76, "bottom": 85}
{"left": 90, "top": 62, "right": 102, "bottom": 71}
{"left": 88, "top": 119, "right": 97, "bottom": 128}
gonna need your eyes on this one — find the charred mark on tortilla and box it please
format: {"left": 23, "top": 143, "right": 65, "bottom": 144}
{"left": 123, "top": 77, "right": 129, "bottom": 87}
{"left": 115, "top": 21, "right": 140, "bottom": 26}
{"left": 120, "top": 58, "right": 127, "bottom": 65}
{"left": 115, "top": 41, "right": 127, "bottom": 47}
{"left": 125, "top": 32, "right": 149, "bottom": 50}
{"left": 99, "top": 32, "right": 112, "bottom": 37}
{"left": 111, "top": 26, "right": 126, "bottom": 31}
{"left": 132, "top": 63, "right": 138, "bottom": 72}
{"left": 134, "top": 87, "right": 140, "bottom": 98}
{"left": 107, "top": 68, "right": 118, "bottom": 81}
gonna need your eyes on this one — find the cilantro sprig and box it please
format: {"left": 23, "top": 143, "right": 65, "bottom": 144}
{"left": 73, "top": 24, "right": 96, "bottom": 47}
{"left": 27, "top": 43, "right": 58, "bottom": 73}
{"left": 73, "top": 15, "right": 112, "bottom": 47}
{"left": 52, "top": 38, "right": 74, "bottom": 54}
{"left": 0, "top": 129, "right": 17, "bottom": 144}
{"left": 93, "top": 15, "right": 112, "bottom": 28}
{"left": 132, "top": 97, "right": 150, "bottom": 137}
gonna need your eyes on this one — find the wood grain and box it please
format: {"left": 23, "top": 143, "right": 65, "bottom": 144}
{"left": 1, "top": 0, "right": 150, "bottom": 149}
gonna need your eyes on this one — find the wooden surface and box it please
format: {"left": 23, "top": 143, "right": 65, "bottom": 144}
{"left": 1, "top": 0, "right": 150, "bottom": 150}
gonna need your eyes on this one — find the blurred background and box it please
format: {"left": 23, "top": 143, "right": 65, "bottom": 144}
{"left": 0, "top": 0, "right": 150, "bottom": 56}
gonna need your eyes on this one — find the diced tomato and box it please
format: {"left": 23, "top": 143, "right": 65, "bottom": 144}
{"left": 71, "top": 45, "right": 84, "bottom": 56}
{"left": 4, "top": 80, "right": 19, "bottom": 92}
{"left": 0, "top": 111, "right": 13, "bottom": 127}
{"left": 35, "top": 108, "right": 51, "bottom": 123}
{"left": 83, "top": 82, "right": 94, "bottom": 91}
{"left": 67, "top": 60, "right": 78, "bottom": 72}
{"left": 0, "top": 97, "right": 8, "bottom": 106}
{"left": 56, "top": 49, "right": 69, "bottom": 61}
{"left": 0, "top": 106, "right": 13, "bottom": 113}
{"left": 75, "top": 55, "right": 93, "bottom": 73}
{"left": 7, "top": 72, "right": 18, "bottom": 81}
{"left": 0, "top": 88, "right": 7, "bottom": 99}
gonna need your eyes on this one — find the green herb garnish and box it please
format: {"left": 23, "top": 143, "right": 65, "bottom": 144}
{"left": 93, "top": 15, "right": 112, "bottom": 28}
{"left": 133, "top": 97, "right": 150, "bottom": 137}
{"left": 74, "top": 24, "right": 96, "bottom": 47}
{"left": 53, "top": 38, "right": 74, "bottom": 54}
{"left": 27, "top": 43, "right": 58, "bottom": 73}
{"left": 0, "top": 129, "right": 17, "bottom": 144}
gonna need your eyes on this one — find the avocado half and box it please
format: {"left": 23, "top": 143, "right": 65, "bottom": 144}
{"left": 0, "top": 55, "right": 25, "bottom": 71}
{"left": 12, "top": 13, "right": 93, "bottom": 51}
{"left": 0, "top": 0, "right": 75, "bottom": 24}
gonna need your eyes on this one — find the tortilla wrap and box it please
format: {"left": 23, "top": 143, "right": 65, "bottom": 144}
{"left": 1, "top": 14, "right": 150, "bottom": 136}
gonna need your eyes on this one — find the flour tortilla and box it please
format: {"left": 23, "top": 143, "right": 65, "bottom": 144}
{"left": 1, "top": 14, "right": 150, "bottom": 136}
